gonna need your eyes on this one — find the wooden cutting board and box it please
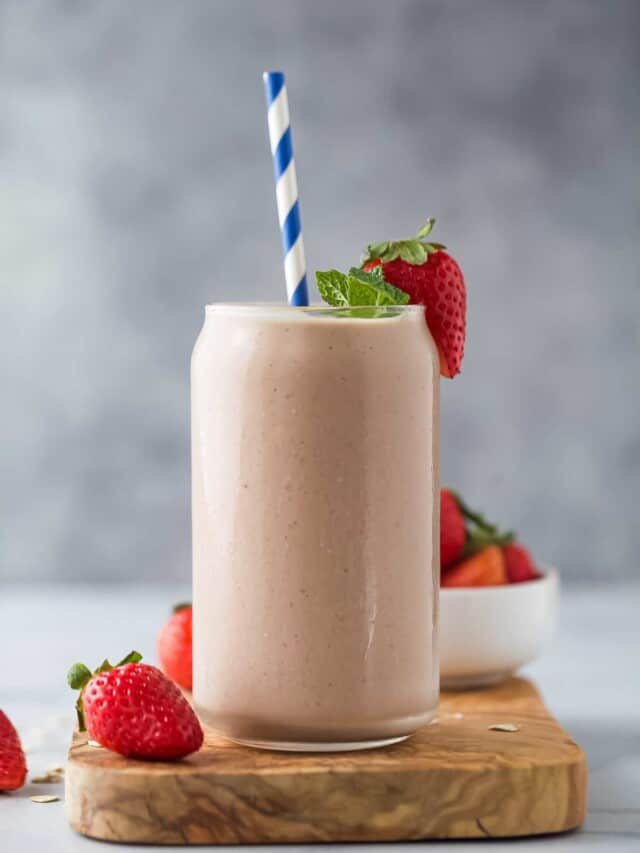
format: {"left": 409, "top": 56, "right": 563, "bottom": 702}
{"left": 65, "top": 677, "right": 586, "bottom": 844}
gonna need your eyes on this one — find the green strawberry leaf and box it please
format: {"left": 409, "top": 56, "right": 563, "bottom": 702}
{"left": 67, "top": 651, "right": 144, "bottom": 732}
{"left": 115, "top": 650, "right": 143, "bottom": 667}
{"left": 360, "top": 217, "right": 447, "bottom": 266}
{"left": 365, "top": 241, "right": 390, "bottom": 260}
{"left": 396, "top": 241, "right": 427, "bottom": 264}
{"left": 449, "top": 490, "right": 515, "bottom": 558}
{"left": 461, "top": 527, "right": 515, "bottom": 558}
{"left": 416, "top": 218, "right": 435, "bottom": 239}
{"left": 67, "top": 663, "right": 92, "bottom": 691}
{"left": 451, "top": 491, "right": 500, "bottom": 534}
{"left": 67, "top": 662, "right": 93, "bottom": 731}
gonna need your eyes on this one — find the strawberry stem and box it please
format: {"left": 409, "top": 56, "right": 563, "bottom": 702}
{"left": 462, "top": 526, "right": 514, "bottom": 558}
{"left": 416, "top": 218, "right": 435, "bottom": 239}
{"left": 445, "top": 489, "right": 515, "bottom": 558}
{"left": 451, "top": 490, "right": 500, "bottom": 535}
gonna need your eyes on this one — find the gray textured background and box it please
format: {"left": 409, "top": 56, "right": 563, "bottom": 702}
{"left": 2, "top": 0, "right": 638, "bottom": 584}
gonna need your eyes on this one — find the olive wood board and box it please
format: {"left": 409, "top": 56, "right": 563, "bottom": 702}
{"left": 65, "top": 676, "right": 586, "bottom": 844}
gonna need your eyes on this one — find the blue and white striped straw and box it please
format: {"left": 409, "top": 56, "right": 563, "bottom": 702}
{"left": 263, "top": 71, "right": 309, "bottom": 307}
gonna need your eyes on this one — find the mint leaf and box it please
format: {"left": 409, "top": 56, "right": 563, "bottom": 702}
{"left": 347, "top": 265, "right": 384, "bottom": 284}
{"left": 347, "top": 267, "right": 410, "bottom": 305}
{"left": 349, "top": 278, "right": 382, "bottom": 306}
{"left": 315, "top": 270, "right": 350, "bottom": 307}
{"left": 315, "top": 267, "right": 409, "bottom": 309}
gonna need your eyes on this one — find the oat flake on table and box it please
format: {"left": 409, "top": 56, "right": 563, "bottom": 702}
{"left": 31, "top": 773, "right": 63, "bottom": 784}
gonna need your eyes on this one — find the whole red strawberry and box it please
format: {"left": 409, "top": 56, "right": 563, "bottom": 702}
{"left": 440, "top": 489, "right": 465, "bottom": 567}
{"left": 362, "top": 219, "right": 466, "bottom": 377}
{"left": 0, "top": 710, "right": 27, "bottom": 791}
{"left": 157, "top": 603, "right": 193, "bottom": 690}
{"left": 68, "top": 652, "right": 203, "bottom": 760}
{"left": 503, "top": 542, "right": 540, "bottom": 583}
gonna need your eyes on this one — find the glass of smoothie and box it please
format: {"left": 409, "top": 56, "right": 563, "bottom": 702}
{"left": 192, "top": 303, "right": 440, "bottom": 751}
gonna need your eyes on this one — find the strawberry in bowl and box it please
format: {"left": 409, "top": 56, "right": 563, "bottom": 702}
{"left": 439, "top": 489, "right": 542, "bottom": 587}
{"left": 438, "top": 488, "right": 557, "bottom": 689}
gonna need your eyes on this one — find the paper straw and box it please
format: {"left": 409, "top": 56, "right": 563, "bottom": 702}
{"left": 263, "top": 71, "right": 309, "bottom": 306}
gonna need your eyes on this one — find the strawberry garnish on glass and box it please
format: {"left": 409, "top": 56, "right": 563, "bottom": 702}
{"left": 361, "top": 218, "right": 466, "bottom": 378}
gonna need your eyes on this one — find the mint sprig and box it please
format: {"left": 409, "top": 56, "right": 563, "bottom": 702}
{"left": 315, "top": 265, "right": 409, "bottom": 308}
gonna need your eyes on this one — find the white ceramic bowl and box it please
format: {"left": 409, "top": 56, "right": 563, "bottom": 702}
{"left": 439, "top": 567, "right": 559, "bottom": 689}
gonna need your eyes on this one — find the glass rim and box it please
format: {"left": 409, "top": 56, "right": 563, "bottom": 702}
{"left": 205, "top": 302, "right": 424, "bottom": 316}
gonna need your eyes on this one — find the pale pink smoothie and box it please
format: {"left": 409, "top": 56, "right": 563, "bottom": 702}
{"left": 192, "top": 304, "right": 439, "bottom": 750}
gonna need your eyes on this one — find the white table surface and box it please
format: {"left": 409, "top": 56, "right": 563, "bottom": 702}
{"left": 1, "top": 582, "right": 639, "bottom": 851}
